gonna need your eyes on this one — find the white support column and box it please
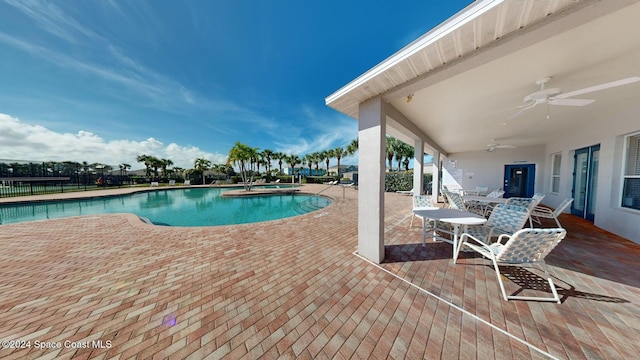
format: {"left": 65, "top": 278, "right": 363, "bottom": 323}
{"left": 413, "top": 138, "right": 424, "bottom": 195}
{"left": 358, "top": 97, "right": 386, "bottom": 264}
{"left": 432, "top": 151, "right": 441, "bottom": 200}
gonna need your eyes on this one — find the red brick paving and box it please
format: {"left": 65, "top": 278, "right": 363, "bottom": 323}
{"left": 0, "top": 184, "right": 639, "bottom": 359}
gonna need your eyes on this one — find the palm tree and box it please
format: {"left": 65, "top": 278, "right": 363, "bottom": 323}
{"left": 160, "top": 158, "right": 173, "bottom": 179}
{"left": 193, "top": 158, "right": 211, "bottom": 185}
{"left": 311, "top": 152, "right": 322, "bottom": 174}
{"left": 285, "top": 154, "right": 301, "bottom": 183}
{"left": 274, "top": 152, "right": 286, "bottom": 174}
{"left": 227, "top": 141, "right": 255, "bottom": 190}
{"left": 346, "top": 138, "right": 358, "bottom": 156}
{"left": 333, "top": 147, "right": 348, "bottom": 180}
{"left": 400, "top": 143, "right": 415, "bottom": 171}
{"left": 386, "top": 137, "right": 398, "bottom": 172}
{"left": 149, "top": 156, "right": 162, "bottom": 179}
{"left": 136, "top": 154, "right": 151, "bottom": 177}
{"left": 304, "top": 154, "right": 314, "bottom": 177}
{"left": 322, "top": 150, "right": 333, "bottom": 177}
{"left": 262, "top": 149, "right": 274, "bottom": 177}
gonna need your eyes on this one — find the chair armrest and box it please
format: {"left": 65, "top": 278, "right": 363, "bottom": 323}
{"left": 531, "top": 206, "right": 554, "bottom": 217}
{"left": 496, "top": 233, "right": 512, "bottom": 244}
{"left": 461, "top": 232, "right": 492, "bottom": 250}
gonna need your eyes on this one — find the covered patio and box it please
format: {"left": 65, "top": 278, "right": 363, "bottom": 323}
{"left": 0, "top": 186, "right": 638, "bottom": 358}
{"left": 326, "top": 0, "right": 640, "bottom": 263}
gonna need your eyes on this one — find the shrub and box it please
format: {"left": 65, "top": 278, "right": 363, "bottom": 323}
{"left": 385, "top": 172, "right": 432, "bottom": 192}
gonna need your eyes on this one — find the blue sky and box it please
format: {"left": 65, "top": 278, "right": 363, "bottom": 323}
{"left": 0, "top": 0, "right": 471, "bottom": 169}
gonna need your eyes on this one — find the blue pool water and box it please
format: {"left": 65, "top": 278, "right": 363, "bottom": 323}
{"left": 0, "top": 187, "right": 332, "bottom": 226}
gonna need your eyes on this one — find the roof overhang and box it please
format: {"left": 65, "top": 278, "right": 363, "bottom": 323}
{"left": 326, "top": 0, "right": 640, "bottom": 154}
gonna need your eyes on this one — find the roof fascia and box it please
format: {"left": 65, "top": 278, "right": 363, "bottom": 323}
{"left": 326, "top": 0, "right": 504, "bottom": 105}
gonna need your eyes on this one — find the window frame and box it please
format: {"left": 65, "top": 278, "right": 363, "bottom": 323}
{"left": 550, "top": 152, "right": 561, "bottom": 194}
{"left": 621, "top": 132, "right": 640, "bottom": 211}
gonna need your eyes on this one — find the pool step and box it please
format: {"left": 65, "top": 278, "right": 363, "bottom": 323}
{"left": 293, "top": 200, "right": 325, "bottom": 214}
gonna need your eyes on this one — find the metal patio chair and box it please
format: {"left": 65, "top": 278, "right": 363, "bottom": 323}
{"left": 531, "top": 197, "right": 574, "bottom": 227}
{"left": 455, "top": 228, "right": 567, "bottom": 303}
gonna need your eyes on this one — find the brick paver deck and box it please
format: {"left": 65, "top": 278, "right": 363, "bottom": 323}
{"left": 0, "top": 184, "right": 638, "bottom": 359}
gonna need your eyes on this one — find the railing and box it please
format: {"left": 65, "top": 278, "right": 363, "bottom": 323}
{"left": 0, "top": 176, "right": 114, "bottom": 198}
{"left": 292, "top": 183, "right": 351, "bottom": 214}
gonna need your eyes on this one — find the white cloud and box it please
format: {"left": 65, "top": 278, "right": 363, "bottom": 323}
{"left": 0, "top": 113, "right": 225, "bottom": 168}
{"left": 272, "top": 112, "right": 358, "bottom": 160}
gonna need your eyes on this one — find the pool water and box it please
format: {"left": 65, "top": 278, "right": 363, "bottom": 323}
{"left": 0, "top": 188, "right": 332, "bottom": 226}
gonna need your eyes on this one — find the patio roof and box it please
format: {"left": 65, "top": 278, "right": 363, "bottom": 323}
{"left": 326, "top": 0, "right": 640, "bottom": 154}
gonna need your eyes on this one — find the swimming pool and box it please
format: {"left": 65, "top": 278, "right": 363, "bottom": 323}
{"left": 0, "top": 187, "right": 332, "bottom": 226}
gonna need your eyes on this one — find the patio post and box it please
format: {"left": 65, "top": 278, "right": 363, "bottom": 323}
{"left": 432, "top": 151, "right": 441, "bottom": 201}
{"left": 358, "top": 97, "right": 386, "bottom": 263}
{"left": 413, "top": 138, "right": 424, "bottom": 195}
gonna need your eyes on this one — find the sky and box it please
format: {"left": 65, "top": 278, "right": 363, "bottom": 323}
{"left": 0, "top": 0, "right": 471, "bottom": 169}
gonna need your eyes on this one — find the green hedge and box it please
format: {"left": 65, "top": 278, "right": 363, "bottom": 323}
{"left": 385, "top": 172, "right": 432, "bottom": 192}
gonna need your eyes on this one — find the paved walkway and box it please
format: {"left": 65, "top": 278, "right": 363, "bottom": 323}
{"left": 0, "top": 185, "right": 638, "bottom": 359}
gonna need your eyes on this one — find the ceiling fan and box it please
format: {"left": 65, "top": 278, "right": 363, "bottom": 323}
{"left": 487, "top": 139, "right": 516, "bottom": 152}
{"left": 506, "top": 76, "right": 640, "bottom": 122}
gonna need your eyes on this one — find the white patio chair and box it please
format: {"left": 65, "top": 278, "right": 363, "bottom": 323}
{"left": 443, "top": 189, "right": 466, "bottom": 211}
{"left": 397, "top": 187, "right": 414, "bottom": 195}
{"left": 410, "top": 195, "right": 435, "bottom": 228}
{"left": 456, "top": 204, "right": 530, "bottom": 253}
{"left": 531, "top": 198, "right": 574, "bottom": 227}
{"left": 455, "top": 228, "right": 567, "bottom": 303}
{"left": 480, "top": 189, "right": 505, "bottom": 216}
{"left": 506, "top": 193, "right": 545, "bottom": 227}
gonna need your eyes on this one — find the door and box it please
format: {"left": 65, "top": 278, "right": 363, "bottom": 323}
{"left": 503, "top": 164, "right": 536, "bottom": 198}
{"left": 571, "top": 144, "right": 599, "bottom": 222}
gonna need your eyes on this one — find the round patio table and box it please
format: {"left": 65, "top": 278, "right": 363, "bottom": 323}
{"left": 412, "top": 207, "right": 487, "bottom": 259}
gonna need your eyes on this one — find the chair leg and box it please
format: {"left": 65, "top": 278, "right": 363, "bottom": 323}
{"left": 410, "top": 213, "right": 414, "bottom": 228}
{"left": 497, "top": 262, "right": 561, "bottom": 303}
{"left": 492, "top": 260, "right": 510, "bottom": 301}
{"left": 553, "top": 216, "right": 562, "bottom": 228}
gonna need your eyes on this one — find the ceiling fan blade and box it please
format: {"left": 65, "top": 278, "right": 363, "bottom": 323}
{"left": 549, "top": 98, "right": 595, "bottom": 106}
{"left": 506, "top": 102, "right": 537, "bottom": 121}
{"left": 556, "top": 76, "right": 640, "bottom": 99}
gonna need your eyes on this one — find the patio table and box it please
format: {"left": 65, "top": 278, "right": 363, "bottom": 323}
{"left": 462, "top": 195, "right": 507, "bottom": 203}
{"left": 463, "top": 194, "right": 508, "bottom": 215}
{"left": 413, "top": 208, "right": 486, "bottom": 259}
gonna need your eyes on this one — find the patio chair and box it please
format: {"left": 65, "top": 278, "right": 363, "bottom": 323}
{"left": 455, "top": 228, "right": 566, "bottom": 303}
{"left": 397, "top": 187, "right": 414, "bottom": 195}
{"left": 443, "top": 188, "right": 467, "bottom": 211}
{"left": 455, "top": 204, "right": 530, "bottom": 256}
{"left": 531, "top": 198, "right": 574, "bottom": 227}
{"left": 506, "top": 193, "right": 545, "bottom": 227}
{"left": 184, "top": 180, "right": 191, "bottom": 186}
{"left": 410, "top": 195, "right": 435, "bottom": 228}
{"left": 478, "top": 189, "right": 506, "bottom": 216}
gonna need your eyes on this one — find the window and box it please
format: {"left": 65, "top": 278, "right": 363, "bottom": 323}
{"left": 551, "top": 153, "right": 561, "bottom": 193}
{"left": 622, "top": 133, "right": 640, "bottom": 210}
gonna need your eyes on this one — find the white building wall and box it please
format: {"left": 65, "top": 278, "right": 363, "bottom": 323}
{"left": 546, "top": 103, "right": 640, "bottom": 244}
{"left": 442, "top": 145, "right": 546, "bottom": 194}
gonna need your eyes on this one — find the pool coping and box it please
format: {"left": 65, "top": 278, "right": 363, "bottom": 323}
{"left": 0, "top": 184, "right": 307, "bottom": 205}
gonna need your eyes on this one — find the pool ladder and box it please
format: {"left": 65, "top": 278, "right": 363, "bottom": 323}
{"left": 292, "top": 183, "right": 336, "bottom": 214}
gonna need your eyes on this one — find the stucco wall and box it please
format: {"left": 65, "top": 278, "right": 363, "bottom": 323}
{"left": 442, "top": 145, "right": 546, "bottom": 194}
{"left": 545, "top": 102, "right": 640, "bottom": 244}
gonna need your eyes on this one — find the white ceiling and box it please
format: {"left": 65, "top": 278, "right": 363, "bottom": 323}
{"left": 327, "top": 0, "right": 640, "bottom": 154}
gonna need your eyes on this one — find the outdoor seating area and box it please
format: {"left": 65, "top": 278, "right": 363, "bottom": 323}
{"left": 0, "top": 186, "right": 638, "bottom": 359}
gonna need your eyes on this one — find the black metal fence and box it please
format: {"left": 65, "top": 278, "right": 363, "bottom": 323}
{"left": 0, "top": 160, "right": 132, "bottom": 198}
